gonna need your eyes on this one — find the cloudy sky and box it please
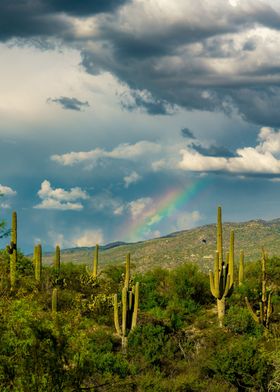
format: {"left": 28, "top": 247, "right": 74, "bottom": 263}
{"left": 1, "top": 0, "right": 280, "bottom": 252}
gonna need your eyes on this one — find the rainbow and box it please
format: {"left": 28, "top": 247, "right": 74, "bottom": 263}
{"left": 122, "top": 177, "right": 210, "bottom": 242}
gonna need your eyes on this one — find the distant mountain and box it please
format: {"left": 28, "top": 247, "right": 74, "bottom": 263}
{"left": 43, "top": 218, "right": 280, "bottom": 272}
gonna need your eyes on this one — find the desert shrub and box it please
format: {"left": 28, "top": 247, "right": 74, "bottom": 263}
{"left": 66, "top": 328, "right": 130, "bottom": 390}
{"left": 128, "top": 323, "right": 172, "bottom": 367}
{"left": 205, "top": 335, "right": 272, "bottom": 391}
{"left": 168, "top": 263, "right": 211, "bottom": 306}
{"left": 224, "top": 305, "right": 263, "bottom": 335}
{"left": 136, "top": 268, "right": 170, "bottom": 311}
{"left": 268, "top": 345, "right": 280, "bottom": 392}
{"left": 0, "top": 299, "right": 66, "bottom": 392}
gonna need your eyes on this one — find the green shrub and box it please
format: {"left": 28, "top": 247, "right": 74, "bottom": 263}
{"left": 224, "top": 305, "right": 263, "bottom": 335}
{"left": 206, "top": 336, "right": 272, "bottom": 391}
{"left": 128, "top": 323, "right": 171, "bottom": 367}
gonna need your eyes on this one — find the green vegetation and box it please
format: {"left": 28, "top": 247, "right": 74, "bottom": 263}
{"left": 0, "top": 209, "right": 279, "bottom": 391}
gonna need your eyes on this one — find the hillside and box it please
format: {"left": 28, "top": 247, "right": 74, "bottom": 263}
{"left": 43, "top": 217, "right": 280, "bottom": 272}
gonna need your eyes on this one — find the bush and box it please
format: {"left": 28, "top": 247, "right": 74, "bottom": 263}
{"left": 128, "top": 323, "right": 171, "bottom": 367}
{"left": 224, "top": 305, "right": 263, "bottom": 335}
{"left": 206, "top": 336, "right": 272, "bottom": 391}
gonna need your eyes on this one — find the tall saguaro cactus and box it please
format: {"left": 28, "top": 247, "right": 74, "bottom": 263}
{"left": 6, "top": 211, "right": 17, "bottom": 290}
{"left": 245, "top": 249, "right": 273, "bottom": 330}
{"left": 54, "top": 245, "right": 60, "bottom": 270}
{"left": 113, "top": 253, "right": 139, "bottom": 352}
{"left": 92, "top": 244, "right": 99, "bottom": 278}
{"left": 35, "top": 244, "right": 42, "bottom": 283}
{"left": 114, "top": 282, "right": 139, "bottom": 352}
{"left": 239, "top": 250, "right": 244, "bottom": 286}
{"left": 209, "top": 207, "right": 235, "bottom": 326}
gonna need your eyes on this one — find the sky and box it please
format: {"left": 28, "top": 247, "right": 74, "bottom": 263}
{"left": 1, "top": 0, "right": 280, "bottom": 252}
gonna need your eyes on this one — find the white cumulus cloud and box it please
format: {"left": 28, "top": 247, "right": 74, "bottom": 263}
{"left": 34, "top": 180, "right": 88, "bottom": 210}
{"left": 51, "top": 141, "right": 161, "bottom": 167}
{"left": 179, "top": 127, "right": 280, "bottom": 175}
{"left": 0, "top": 184, "right": 16, "bottom": 196}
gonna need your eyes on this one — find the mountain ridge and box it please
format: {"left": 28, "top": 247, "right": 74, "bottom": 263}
{"left": 43, "top": 217, "right": 280, "bottom": 272}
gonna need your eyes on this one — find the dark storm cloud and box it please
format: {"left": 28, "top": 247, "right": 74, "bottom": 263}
{"left": 229, "top": 88, "right": 280, "bottom": 127}
{"left": 79, "top": 1, "right": 280, "bottom": 127}
{"left": 47, "top": 97, "right": 90, "bottom": 111}
{"left": 47, "top": 0, "right": 130, "bottom": 16}
{"left": 190, "top": 143, "right": 236, "bottom": 158}
{"left": 120, "top": 90, "right": 174, "bottom": 115}
{"left": 0, "top": 1, "right": 66, "bottom": 40}
{"left": 3, "top": 0, "right": 280, "bottom": 127}
{"left": 0, "top": 0, "right": 129, "bottom": 41}
{"left": 181, "top": 128, "right": 196, "bottom": 139}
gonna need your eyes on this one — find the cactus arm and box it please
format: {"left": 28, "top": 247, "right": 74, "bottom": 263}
{"left": 223, "top": 274, "right": 231, "bottom": 298}
{"left": 209, "top": 271, "right": 217, "bottom": 298}
{"left": 214, "top": 251, "right": 219, "bottom": 290}
{"left": 122, "top": 287, "right": 127, "bottom": 337}
{"left": 245, "top": 297, "right": 260, "bottom": 324}
{"left": 129, "top": 290, "right": 133, "bottom": 311}
{"left": 131, "top": 282, "right": 139, "bottom": 330}
{"left": 219, "top": 265, "right": 226, "bottom": 299}
{"left": 113, "top": 294, "right": 121, "bottom": 336}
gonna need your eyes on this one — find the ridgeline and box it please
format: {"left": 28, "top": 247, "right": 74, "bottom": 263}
{"left": 43, "top": 217, "right": 280, "bottom": 271}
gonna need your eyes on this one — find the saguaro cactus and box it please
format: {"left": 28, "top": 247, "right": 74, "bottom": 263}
{"left": 113, "top": 282, "right": 139, "bottom": 352}
{"left": 209, "top": 207, "right": 235, "bottom": 326}
{"left": 92, "top": 244, "right": 99, "bottom": 278}
{"left": 6, "top": 211, "right": 17, "bottom": 290}
{"left": 35, "top": 244, "right": 42, "bottom": 283}
{"left": 245, "top": 249, "right": 273, "bottom": 330}
{"left": 54, "top": 245, "right": 60, "bottom": 270}
{"left": 239, "top": 250, "right": 244, "bottom": 286}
